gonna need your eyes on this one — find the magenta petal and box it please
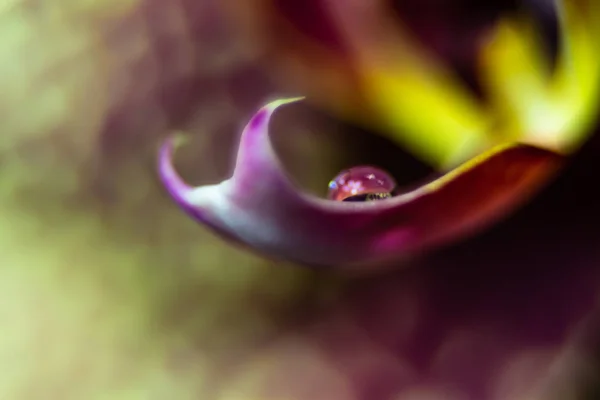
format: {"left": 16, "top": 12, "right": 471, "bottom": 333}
{"left": 158, "top": 98, "right": 562, "bottom": 269}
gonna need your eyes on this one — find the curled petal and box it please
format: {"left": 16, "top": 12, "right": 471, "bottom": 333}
{"left": 159, "top": 99, "right": 562, "bottom": 270}
{"left": 552, "top": 0, "right": 600, "bottom": 148}
{"left": 480, "top": 0, "right": 600, "bottom": 152}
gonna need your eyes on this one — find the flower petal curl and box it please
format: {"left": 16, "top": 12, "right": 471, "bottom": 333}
{"left": 480, "top": 0, "right": 600, "bottom": 153}
{"left": 159, "top": 98, "right": 562, "bottom": 270}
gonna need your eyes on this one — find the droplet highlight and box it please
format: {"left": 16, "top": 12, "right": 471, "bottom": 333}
{"left": 327, "top": 166, "right": 397, "bottom": 202}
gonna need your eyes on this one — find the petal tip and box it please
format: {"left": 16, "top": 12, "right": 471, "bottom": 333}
{"left": 265, "top": 96, "right": 305, "bottom": 111}
{"left": 158, "top": 133, "right": 193, "bottom": 205}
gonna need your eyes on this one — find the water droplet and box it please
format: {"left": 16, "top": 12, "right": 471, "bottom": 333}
{"left": 327, "top": 166, "right": 397, "bottom": 202}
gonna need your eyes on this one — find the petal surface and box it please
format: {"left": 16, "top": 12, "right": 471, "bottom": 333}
{"left": 159, "top": 99, "right": 562, "bottom": 270}
{"left": 480, "top": 0, "right": 600, "bottom": 152}
{"left": 222, "top": 0, "right": 497, "bottom": 168}
{"left": 320, "top": 0, "right": 495, "bottom": 167}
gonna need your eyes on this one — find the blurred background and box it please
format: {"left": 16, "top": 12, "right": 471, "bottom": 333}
{"left": 0, "top": 0, "right": 599, "bottom": 399}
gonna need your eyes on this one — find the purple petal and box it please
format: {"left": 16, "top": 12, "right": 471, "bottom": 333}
{"left": 158, "top": 98, "right": 562, "bottom": 269}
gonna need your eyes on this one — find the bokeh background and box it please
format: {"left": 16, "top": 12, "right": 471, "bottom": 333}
{"left": 1, "top": 0, "right": 599, "bottom": 399}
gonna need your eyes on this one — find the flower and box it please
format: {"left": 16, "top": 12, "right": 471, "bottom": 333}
{"left": 159, "top": 97, "right": 560, "bottom": 269}
{"left": 158, "top": 0, "right": 599, "bottom": 269}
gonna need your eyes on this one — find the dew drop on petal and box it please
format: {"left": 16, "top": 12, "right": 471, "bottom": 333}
{"left": 327, "top": 166, "right": 397, "bottom": 202}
